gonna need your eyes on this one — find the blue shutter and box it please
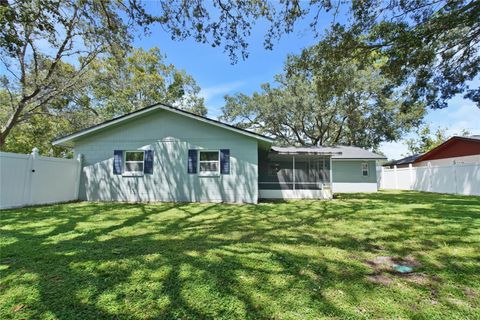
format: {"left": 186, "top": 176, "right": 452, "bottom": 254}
{"left": 113, "top": 150, "right": 123, "bottom": 175}
{"left": 144, "top": 150, "right": 154, "bottom": 174}
{"left": 188, "top": 149, "right": 197, "bottom": 174}
{"left": 220, "top": 149, "right": 230, "bottom": 174}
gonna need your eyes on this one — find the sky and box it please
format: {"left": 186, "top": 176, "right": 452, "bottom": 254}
{"left": 134, "top": 6, "right": 479, "bottom": 160}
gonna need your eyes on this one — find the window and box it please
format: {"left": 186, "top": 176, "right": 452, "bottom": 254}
{"left": 124, "top": 151, "right": 145, "bottom": 174}
{"left": 362, "top": 162, "right": 369, "bottom": 176}
{"left": 199, "top": 150, "right": 220, "bottom": 175}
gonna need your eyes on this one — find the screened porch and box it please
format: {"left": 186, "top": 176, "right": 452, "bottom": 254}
{"left": 258, "top": 147, "right": 338, "bottom": 199}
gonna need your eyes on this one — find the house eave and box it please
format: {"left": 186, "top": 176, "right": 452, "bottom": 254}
{"left": 272, "top": 151, "right": 342, "bottom": 156}
{"left": 332, "top": 157, "right": 387, "bottom": 161}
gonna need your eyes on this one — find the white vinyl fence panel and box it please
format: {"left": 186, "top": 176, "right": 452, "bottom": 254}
{"left": 0, "top": 148, "right": 82, "bottom": 209}
{"left": 380, "top": 163, "right": 480, "bottom": 196}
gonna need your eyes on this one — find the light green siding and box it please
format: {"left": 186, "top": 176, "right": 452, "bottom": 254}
{"left": 332, "top": 160, "right": 377, "bottom": 183}
{"left": 74, "top": 109, "right": 259, "bottom": 203}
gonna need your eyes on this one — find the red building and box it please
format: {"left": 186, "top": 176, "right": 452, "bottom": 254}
{"left": 413, "top": 135, "right": 480, "bottom": 167}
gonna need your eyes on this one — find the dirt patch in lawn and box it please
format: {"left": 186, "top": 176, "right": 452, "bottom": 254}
{"left": 402, "top": 273, "right": 431, "bottom": 284}
{"left": 365, "top": 255, "right": 427, "bottom": 285}
{"left": 366, "top": 274, "right": 393, "bottom": 285}
{"left": 365, "top": 255, "right": 421, "bottom": 271}
{"left": 463, "top": 287, "right": 478, "bottom": 299}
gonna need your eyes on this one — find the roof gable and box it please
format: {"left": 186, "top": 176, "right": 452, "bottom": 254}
{"left": 53, "top": 103, "right": 274, "bottom": 147}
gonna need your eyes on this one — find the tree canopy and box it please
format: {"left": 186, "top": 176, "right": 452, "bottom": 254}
{"left": 404, "top": 125, "right": 470, "bottom": 155}
{"left": 1, "top": 0, "right": 478, "bottom": 153}
{"left": 0, "top": 0, "right": 208, "bottom": 149}
{"left": 222, "top": 45, "right": 425, "bottom": 150}
{"left": 89, "top": 48, "right": 205, "bottom": 119}
{"left": 0, "top": 46, "right": 204, "bottom": 156}
{"left": 139, "top": 0, "right": 480, "bottom": 108}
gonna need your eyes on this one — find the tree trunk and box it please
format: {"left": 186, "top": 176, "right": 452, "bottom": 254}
{"left": 0, "top": 101, "right": 26, "bottom": 150}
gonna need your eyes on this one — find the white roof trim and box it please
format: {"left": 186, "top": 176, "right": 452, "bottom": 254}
{"left": 332, "top": 158, "right": 386, "bottom": 161}
{"left": 274, "top": 151, "right": 342, "bottom": 155}
{"left": 53, "top": 104, "right": 274, "bottom": 146}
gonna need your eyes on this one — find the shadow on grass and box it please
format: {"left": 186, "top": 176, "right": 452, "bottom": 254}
{"left": 1, "top": 191, "right": 479, "bottom": 319}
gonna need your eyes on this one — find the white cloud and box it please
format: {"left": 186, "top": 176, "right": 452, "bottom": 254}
{"left": 380, "top": 94, "right": 480, "bottom": 160}
{"left": 200, "top": 81, "right": 246, "bottom": 102}
{"left": 200, "top": 80, "right": 248, "bottom": 118}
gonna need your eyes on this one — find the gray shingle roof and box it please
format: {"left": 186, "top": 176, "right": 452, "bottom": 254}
{"left": 383, "top": 153, "right": 423, "bottom": 166}
{"left": 271, "top": 145, "right": 386, "bottom": 159}
{"left": 464, "top": 135, "right": 480, "bottom": 141}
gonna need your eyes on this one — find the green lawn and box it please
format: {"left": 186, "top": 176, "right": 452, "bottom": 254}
{"left": 1, "top": 191, "right": 479, "bottom": 319}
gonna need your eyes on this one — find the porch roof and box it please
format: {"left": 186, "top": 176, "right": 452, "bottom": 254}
{"left": 271, "top": 146, "right": 341, "bottom": 155}
{"left": 271, "top": 145, "right": 386, "bottom": 159}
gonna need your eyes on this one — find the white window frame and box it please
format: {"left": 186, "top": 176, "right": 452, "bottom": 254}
{"left": 361, "top": 162, "right": 369, "bottom": 176}
{"left": 198, "top": 150, "right": 220, "bottom": 176}
{"left": 123, "top": 150, "right": 145, "bottom": 176}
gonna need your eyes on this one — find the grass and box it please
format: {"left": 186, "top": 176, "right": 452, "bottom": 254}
{"left": 1, "top": 191, "right": 479, "bottom": 319}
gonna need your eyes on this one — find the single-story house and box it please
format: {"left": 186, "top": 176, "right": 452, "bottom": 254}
{"left": 413, "top": 135, "right": 480, "bottom": 167}
{"left": 53, "top": 103, "right": 385, "bottom": 204}
{"left": 382, "top": 153, "right": 423, "bottom": 169}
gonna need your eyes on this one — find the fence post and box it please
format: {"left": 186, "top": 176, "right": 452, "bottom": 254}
{"left": 394, "top": 165, "right": 398, "bottom": 189}
{"left": 24, "top": 147, "right": 39, "bottom": 206}
{"left": 292, "top": 155, "right": 296, "bottom": 191}
{"left": 408, "top": 163, "right": 413, "bottom": 190}
{"left": 453, "top": 160, "right": 458, "bottom": 195}
{"left": 381, "top": 166, "right": 385, "bottom": 189}
{"left": 427, "top": 162, "right": 432, "bottom": 192}
{"left": 74, "top": 153, "right": 83, "bottom": 200}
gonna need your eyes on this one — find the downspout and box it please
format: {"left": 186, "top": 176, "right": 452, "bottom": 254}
{"left": 292, "top": 155, "right": 296, "bottom": 191}
{"left": 329, "top": 156, "right": 333, "bottom": 193}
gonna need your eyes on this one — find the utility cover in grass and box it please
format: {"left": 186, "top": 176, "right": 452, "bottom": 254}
{"left": 393, "top": 264, "right": 414, "bottom": 273}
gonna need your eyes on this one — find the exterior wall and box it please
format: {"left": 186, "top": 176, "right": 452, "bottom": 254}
{"left": 259, "top": 189, "right": 332, "bottom": 199}
{"left": 332, "top": 182, "right": 378, "bottom": 193}
{"left": 74, "top": 109, "right": 259, "bottom": 203}
{"left": 414, "top": 154, "right": 480, "bottom": 167}
{"left": 332, "top": 160, "right": 378, "bottom": 193}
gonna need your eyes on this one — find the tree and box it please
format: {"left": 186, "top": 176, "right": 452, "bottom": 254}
{"left": 222, "top": 47, "right": 425, "bottom": 150}
{"left": 0, "top": 0, "right": 210, "bottom": 150}
{"left": 322, "top": 1, "right": 480, "bottom": 109}
{"left": 405, "top": 126, "right": 449, "bottom": 155}
{"left": 0, "top": 83, "right": 97, "bottom": 156}
{"left": 0, "top": 47, "right": 205, "bottom": 156}
{"left": 2, "top": 0, "right": 478, "bottom": 150}
{"left": 0, "top": 0, "right": 135, "bottom": 148}
{"left": 89, "top": 48, "right": 205, "bottom": 118}
{"left": 0, "top": 0, "right": 236, "bottom": 149}
{"left": 405, "top": 125, "right": 471, "bottom": 155}
{"left": 0, "top": 0, "right": 293, "bottom": 149}
{"left": 146, "top": 0, "right": 479, "bottom": 108}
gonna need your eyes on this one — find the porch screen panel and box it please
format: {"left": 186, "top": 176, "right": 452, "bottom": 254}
{"left": 259, "top": 155, "right": 331, "bottom": 190}
{"left": 259, "top": 159, "right": 294, "bottom": 190}
{"left": 294, "top": 157, "right": 329, "bottom": 190}
{"left": 294, "top": 160, "right": 319, "bottom": 190}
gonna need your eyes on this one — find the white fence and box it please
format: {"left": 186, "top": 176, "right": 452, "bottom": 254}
{"left": 0, "top": 148, "right": 82, "bottom": 209}
{"left": 380, "top": 163, "right": 480, "bottom": 196}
